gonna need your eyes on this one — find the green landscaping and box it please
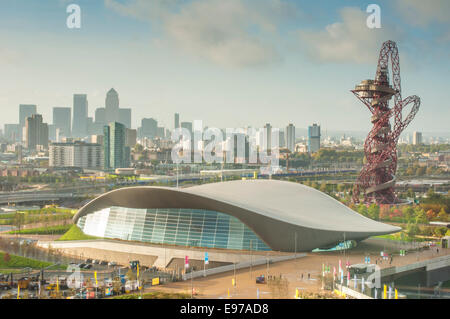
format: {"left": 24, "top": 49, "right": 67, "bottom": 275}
{"left": 7, "top": 224, "right": 72, "bottom": 235}
{"left": 0, "top": 252, "right": 65, "bottom": 270}
{"left": 57, "top": 224, "right": 99, "bottom": 241}
{"left": 0, "top": 207, "right": 74, "bottom": 226}
{"left": 374, "top": 232, "right": 428, "bottom": 242}
{"left": 111, "top": 291, "right": 190, "bottom": 299}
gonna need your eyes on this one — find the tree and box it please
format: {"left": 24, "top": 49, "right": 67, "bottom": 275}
{"left": 406, "top": 223, "right": 419, "bottom": 237}
{"left": 415, "top": 209, "right": 428, "bottom": 224}
{"left": 357, "top": 204, "right": 368, "bottom": 217}
{"left": 437, "top": 208, "right": 448, "bottom": 222}
{"left": 426, "top": 210, "right": 436, "bottom": 220}
{"left": 416, "top": 167, "right": 426, "bottom": 176}
{"left": 406, "top": 188, "right": 415, "bottom": 199}
{"left": 402, "top": 206, "right": 415, "bottom": 223}
{"left": 319, "top": 183, "right": 327, "bottom": 193}
{"left": 368, "top": 204, "right": 380, "bottom": 220}
{"left": 433, "top": 227, "right": 447, "bottom": 237}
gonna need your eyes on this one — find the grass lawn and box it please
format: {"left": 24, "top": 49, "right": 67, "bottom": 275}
{"left": 0, "top": 252, "right": 66, "bottom": 270}
{"left": 7, "top": 224, "right": 71, "bottom": 235}
{"left": 57, "top": 225, "right": 99, "bottom": 241}
{"left": 374, "top": 233, "right": 429, "bottom": 242}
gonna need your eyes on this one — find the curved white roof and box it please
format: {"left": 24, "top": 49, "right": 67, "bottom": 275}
{"left": 183, "top": 179, "right": 397, "bottom": 233}
{"left": 74, "top": 179, "right": 400, "bottom": 252}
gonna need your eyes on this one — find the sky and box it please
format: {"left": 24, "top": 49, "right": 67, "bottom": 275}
{"left": 0, "top": 0, "right": 449, "bottom": 134}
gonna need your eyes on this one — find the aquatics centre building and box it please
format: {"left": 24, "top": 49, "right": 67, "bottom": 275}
{"left": 73, "top": 180, "right": 400, "bottom": 252}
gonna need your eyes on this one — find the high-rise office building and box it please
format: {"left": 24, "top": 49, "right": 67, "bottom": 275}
{"left": 105, "top": 88, "right": 119, "bottom": 124}
{"left": 25, "top": 114, "right": 48, "bottom": 150}
{"left": 53, "top": 107, "right": 71, "bottom": 138}
{"left": 4, "top": 124, "right": 21, "bottom": 143}
{"left": 95, "top": 108, "right": 106, "bottom": 125}
{"left": 119, "top": 108, "right": 132, "bottom": 129}
{"left": 308, "top": 123, "right": 321, "bottom": 154}
{"left": 125, "top": 128, "right": 137, "bottom": 147}
{"left": 19, "top": 104, "right": 37, "bottom": 127}
{"left": 263, "top": 123, "right": 272, "bottom": 152}
{"left": 104, "top": 122, "right": 130, "bottom": 169}
{"left": 157, "top": 127, "right": 165, "bottom": 138}
{"left": 19, "top": 104, "right": 37, "bottom": 140}
{"left": 139, "top": 118, "right": 158, "bottom": 139}
{"left": 181, "top": 122, "right": 193, "bottom": 135}
{"left": 48, "top": 124, "right": 57, "bottom": 142}
{"left": 286, "top": 124, "right": 296, "bottom": 153}
{"left": 413, "top": 131, "right": 422, "bottom": 145}
{"left": 72, "top": 94, "right": 88, "bottom": 138}
{"left": 174, "top": 113, "right": 180, "bottom": 129}
{"left": 279, "top": 131, "right": 285, "bottom": 148}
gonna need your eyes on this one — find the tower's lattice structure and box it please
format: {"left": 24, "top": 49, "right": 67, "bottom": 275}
{"left": 352, "top": 41, "right": 420, "bottom": 204}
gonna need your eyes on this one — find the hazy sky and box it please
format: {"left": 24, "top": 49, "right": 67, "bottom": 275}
{"left": 0, "top": 0, "right": 449, "bottom": 133}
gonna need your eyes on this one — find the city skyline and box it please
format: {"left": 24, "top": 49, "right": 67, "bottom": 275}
{"left": 0, "top": 1, "right": 449, "bottom": 133}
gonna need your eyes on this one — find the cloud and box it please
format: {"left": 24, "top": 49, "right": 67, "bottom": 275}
{"left": 104, "top": 0, "right": 297, "bottom": 67}
{"left": 297, "top": 7, "right": 402, "bottom": 64}
{"left": 395, "top": 0, "right": 450, "bottom": 26}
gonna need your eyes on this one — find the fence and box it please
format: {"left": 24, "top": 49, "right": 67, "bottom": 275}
{"left": 182, "top": 253, "right": 306, "bottom": 280}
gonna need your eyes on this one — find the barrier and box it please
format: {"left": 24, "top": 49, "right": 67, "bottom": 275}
{"left": 182, "top": 253, "right": 306, "bottom": 280}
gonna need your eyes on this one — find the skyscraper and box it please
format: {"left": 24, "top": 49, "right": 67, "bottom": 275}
{"left": 308, "top": 123, "right": 321, "bottom": 154}
{"left": 263, "top": 123, "right": 272, "bottom": 152}
{"left": 181, "top": 122, "right": 193, "bottom": 136}
{"left": 19, "top": 104, "right": 37, "bottom": 127}
{"left": 413, "top": 131, "right": 422, "bottom": 145}
{"left": 118, "top": 108, "right": 132, "bottom": 128}
{"left": 286, "top": 124, "right": 296, "bottom": 153}
{"left": 53, "top": 107, "right": 71, "bottom": 138}
{"left": 103, "top": 122, "right": 130, "bottom": 169}
{"left": 139, "top": 118, "right": 158, "bottom": 139}
{"left": 25, "top": 114, "right": 48, "bottom": 150}
{"left": 72, "top": 94, "right": 88, "bottom": 138}
{"left": 95, "top": 108, "right": 106, "bottom": 125}
{"left": 125, "top": 128, "right": 137, "bottom": 147}
{"left": 4, "top": 124, "right": 21, "bottom": 143}
{"left": 105, "top": 88, "right": 119, "bottom": 124}
{"left": 174, "top": 113, "right": 180, "bottom": 130}
{"left": 19, "top": 104, "right": 37, "bottom": 140}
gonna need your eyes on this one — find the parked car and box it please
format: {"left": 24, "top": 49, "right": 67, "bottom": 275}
{"left": 82, "top": 264, "right": 93, "bottom": 270}
{"left": 99, "top": 261, "right": 108, "bottom": 266}
{"left": 256, "top": 275, "right": 266, "bottom": 284}
{"left": 85, "top": 258, "right": 93, "bottom": 263}
{"left": 92, "top": 260, "right": 99, "bottom": 264}
{"left": 108, "top": 262, "right": 117, "bottom": 267}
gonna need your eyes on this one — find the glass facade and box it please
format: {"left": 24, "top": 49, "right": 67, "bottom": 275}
{"left": 77, "top": 207, "right": 271, "bottom": 251}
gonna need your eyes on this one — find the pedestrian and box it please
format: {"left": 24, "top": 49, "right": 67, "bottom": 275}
{"left": 301, "top": 273, "right": 303, "bottom": 280}
{"left": 437, "top": 248, "right": 439, "bottom": 254}
{"left": 308, "top": 273, "right": 310, "bottom": 280}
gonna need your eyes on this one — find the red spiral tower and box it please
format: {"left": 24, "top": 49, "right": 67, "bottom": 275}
{"left": 352, "top": 41, "right": 420, "bottom": 205}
